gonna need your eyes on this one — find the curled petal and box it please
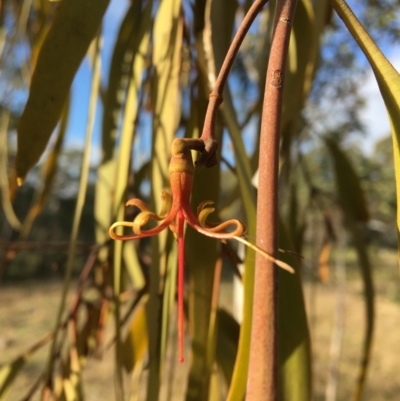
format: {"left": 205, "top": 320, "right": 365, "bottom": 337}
{"left": 196, "top": 202, "right": 246, "bottom": 236}
{"left": 125, "top": 198, "right": 150, "bottom": 211}
{"left": 126, "top": 190, "right": 172, "bottom": 219}
{"left": 183, "top": 207, "right": 246, "bottom": 239}
{"left": 133, "top": 210, "right": 166, "bottom": 234}
{"left": 197, "top": 200, "right": 215, "bottom": 216}
{"left": 202, "top": 219, "right": 246, "bottom": 237}
{"left": 159, "top": 190, "right": 172, "bottom": 218}
{"left": 198, "top": 206, "right": 215, "bottom": 228}
{"left": 109, "top": 215, "right": 175, "bottom": 241}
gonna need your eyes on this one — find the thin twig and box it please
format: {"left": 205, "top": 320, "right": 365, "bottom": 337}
{"left": 246, "top": 0, "right": 298, "bottom": 400}
{"left": 197, "top": 0, "right": 270, "bottom": 166}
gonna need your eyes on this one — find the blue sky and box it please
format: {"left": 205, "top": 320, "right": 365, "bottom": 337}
{"left": 63, "top": 0, "right": 400, "bottom": 162}
{"left": 64, "top": 0, "right": 129, "bottom": 159}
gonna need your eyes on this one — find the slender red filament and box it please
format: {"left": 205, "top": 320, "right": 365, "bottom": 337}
{"left": 177, "top": 209, "right": 185, "bottom": 363}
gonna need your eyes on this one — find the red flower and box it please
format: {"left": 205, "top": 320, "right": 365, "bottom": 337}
{"left": 110, "top": 138, "right": 293, "bottom": 363}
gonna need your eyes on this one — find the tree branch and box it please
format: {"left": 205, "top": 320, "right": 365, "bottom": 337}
{"left": 246, "top": 0, "right": 298, "bottom": 399}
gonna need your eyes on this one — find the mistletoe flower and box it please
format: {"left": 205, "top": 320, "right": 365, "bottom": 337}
{"left": 109, "top": 138, "right": 293, "bottom": 363}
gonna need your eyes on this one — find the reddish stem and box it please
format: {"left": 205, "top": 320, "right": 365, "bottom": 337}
{"left": 246, "top": 0, "right": 298, "bottom": 400}
{"left": 198, "top": 0, "right": 269, "bottom": 166}
{"left": 177, "top": 209, "right": 185, "bottom": 363}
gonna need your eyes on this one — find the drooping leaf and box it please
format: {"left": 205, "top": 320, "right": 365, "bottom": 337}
{"left": 329, "top": 0, "right": 400, "bottom": 253}
{"left": 44, "top": 32, "right": 103, "bottom": 393}
{"left": 326, "top": 135, "right": 374, "bottom": 401}
{"left": 281, "top": 0, "right": 317, "bottom": 176}
{"left": 20, "top": 96, "right": 70, "bottom": 239}
{"left": 325, "top": 138, "right": 369, "bottom": 222}
{"left": 345, "top": 218, "right": 374, "bottom": 401}
{"left": 111, "top": 3, "right": 152, "bottom": 398}
{"left": 282, "top": 0, "right": 317, "bottom": 127}
{"left": 16, "top": 0, "right": 110, "bottom": 181}
{"left": 278, "top": 218, "right": 312, "bottom": 401}
{"left": 215, "top": 309, "right": 240, "bottom": 386}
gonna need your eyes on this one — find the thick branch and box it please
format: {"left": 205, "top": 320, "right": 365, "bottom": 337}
{"left": 246, "top": 0, "right": 298, "bottom": 400}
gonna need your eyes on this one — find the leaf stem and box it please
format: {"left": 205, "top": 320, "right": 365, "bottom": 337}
{"left": 246, "top": 1, "right": 298, "bottom": 400}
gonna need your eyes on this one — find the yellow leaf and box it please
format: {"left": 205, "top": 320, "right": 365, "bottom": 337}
{"left": 122, "top": 303, "right": 149, "bottom": 373}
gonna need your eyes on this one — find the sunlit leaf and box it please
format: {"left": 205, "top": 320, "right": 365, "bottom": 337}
{"left": 145, "top": 0, "right": 183, "bottom": 399}
{"left": 111, "top": 2, "right": 152, "bottom": 398}
{"left": 16, "top": 0, "right": 110, "bottom": 181}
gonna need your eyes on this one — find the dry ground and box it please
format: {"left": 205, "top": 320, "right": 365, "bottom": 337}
{"left": 1, "top": 247, "right": 400, "bottom": 400}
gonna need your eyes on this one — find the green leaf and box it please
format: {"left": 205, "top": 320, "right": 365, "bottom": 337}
{"left": 282, "top": 0, "right": 317, "bottom": 128}
{"left": 326, "top": 136, "right": 374, "bottom": 401}
{"left": 16, "top": 0, "right": 110, "bottom": 181}
{"left": 278, "top": 218, "right": 311, "bottom": 401}
{"left": 20, "top": 96, "right": 70, "bottom": 239}
{"left": 325, "top": 138, "right": 369, "bottom": 222}
{"left": 345, "top": 218, "right": 374, "bottom": 401}
{"left": 328, "top": 0, "right": 400, "bottom": 251}
{"left": 281, "top": 0, "right": 317, "bottom": 175}
{"left": 215, "top": 309, "right": 240, "bottom": 386}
